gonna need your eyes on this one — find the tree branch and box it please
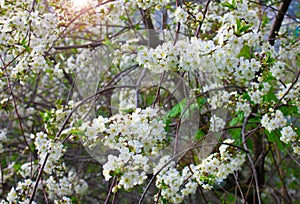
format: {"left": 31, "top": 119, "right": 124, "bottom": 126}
{"left": 268, "top": 0, "right": 292, "bottom": 46}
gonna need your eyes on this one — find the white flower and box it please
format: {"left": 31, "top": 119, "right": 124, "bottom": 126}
{"left": 173, "top": 7, "right": 188, "bottom": 24}
{"left": 0, "top": 129, "right": 7, "bottom": 142}
{"left": 280, "top": 126, "right": 297, "bottom": 143}
{"left": 261, "top": 110, "right": 286, "bottom": 132}
{"left": 202, "top": 184, "right": 213, "bottom": 190}
{"left": 119, "top": 172, "right": 137, "bottom": 190}
{"left": 292, "top": 145, "right": 300, "bottom": 155}
{"left": 249, "top": 90, "right": 263, "bottom": 104}
{"left": 209, "top": 115, "right": 226, "bottom": 132}
{"left": 236, "top": 102, "right": 251, "bottom": 117}
{"left": 7, "top": 188, "right": 18, "bottom": 202}
{"left": 270, "top": 61, "right": 285, "bottom": 80}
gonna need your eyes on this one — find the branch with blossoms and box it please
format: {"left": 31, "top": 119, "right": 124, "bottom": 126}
{"left": 0, "top": 0, "right": 299, "bottom": 203}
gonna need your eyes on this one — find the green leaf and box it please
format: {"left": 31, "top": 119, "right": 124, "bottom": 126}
{"left": 239, "top": 25, "right": 251, "bottom": 33}
{"left": 168, "top": 103, "right": 182, "bottom": 118}
{"left": 221, "top": 1, "right": 236, "bottom": 10}
{"left": 162, "top": 116, "right": 171, "bottom": 132}
{"left": 71, "top": 196, "right": 78, "bottom": 203}
{"left": 279, "top": 105, "right": 299, "bottom": 117}
{"left": 30, "top": 143, "right": 35, "bottom": 152}
{"left": 263, "top": 90, "right": 278, "bottom": 103}
{"left": 167, "top": 99, "right": 186, "bottom": 118}
{"left": 229, "top": 128, "right": 241, "bottom": 143}
{"left": 21, "top": 37, "right": 31, "bottom": 52}
{"left": 237, "top": 45, "right": 251, "bottom": 59}
{"left": 2, "top": 159, "right": 6, "bottom": 167}
{"left": 246, "top": 136, "right": 253, "bottom": 150}
{"left": 77, "top": 119, "right": 83, "bottom": 127}
{"left": 41, "top": 111, "right": 51, "bottom": 122}
{"left": 70, "top": 129, "right": 85, "bottom": 137}
{"left": 197, "top": 97, "right": 206, "bottom": 111}
{"left": 242, "top": 92, "right": 251, "bottom": 101}
{"left": 236, "top": 18, "right": 241, "bottom": 31}
{"left": 262, "top": 13, "right": 270, "bottom": 27}
{"left": 103, "top": 36, "right": 113, "bottom": 48}
{"left": 160, "top": 180, "right": 169, "bottom": 189}
{"left": 21, "top": 37, "right": 27, "bottom": 46}
{"left": 13, "top": 162, "right": 21, "bottom": 171}
{"left": 264, "top": 52, "right": 276, "bottom": 65}
{"left": 248, "top": 116, "right": 260, "bottom": 123}
{"left": 266, "top": 130, "right": 277, "bottom": 142}
{"left": 134, "top": 24, "right": 141, "bottom": 30}
{"left": 23, "top": 45, "right": 31, "bottom": 52}
{"left": 195, "top": 129, "right": 206, "bottom": 140}
{"left": 238, "top": 112, "right": 244, "bottom": 122}
{"left": 229, "top": 117, "right": 239, "bottom": 126}
{"left": 119, "top": 15, "right": 128, "bottom": 21}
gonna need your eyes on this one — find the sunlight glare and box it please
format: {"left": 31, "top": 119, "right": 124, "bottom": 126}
{"left": 71, "top": 0, "right": 90, "bottom": 10}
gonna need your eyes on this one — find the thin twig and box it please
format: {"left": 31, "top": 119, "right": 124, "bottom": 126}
{"left": 286, "top": 150, "right": 300, "bottom": 167}
{"left": 275, "top": 69, "right": 300, "bottom": 109}
{"left": 152, "top": 71, "right": 166, "bottom": 108}
{"left": 29, "top": 153, "right": 49, "bottom": 203}
{"left": 104, "top": 176, "right": 116, "bottom": 204}
{"left": 135, "top": 67, "right": 148, "bottom": 108}
{"left": 4, "top": 69, "right": 32, "bottom": 153}
{"left": 0, "top": 162, "right": 4, "bottom": 197}
{"left": 196, "top": 0, "right": 211, "bottom": 38}
{"left": 241, "top": 116, "right": 262, "bottom": 204}
{"left": 270, "top": 144, "right": 292, "bottom": 203}
{"left": 54, "top": 27, "right": 128, "bottom": 50}
{"left": 233, "top": 171, "right": 245, "bottom": 201}
{"left": 47, "top": 0, "right": 116, "bottom": 53}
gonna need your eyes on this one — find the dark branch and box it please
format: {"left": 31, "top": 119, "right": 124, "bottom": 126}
{"left": 268, "top": 0, "right": 292, "bottom": 46}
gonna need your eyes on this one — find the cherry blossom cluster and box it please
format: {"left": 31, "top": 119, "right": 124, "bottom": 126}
{"left": 3, "top": 179, "right": 36, "bottom": 204}
{"left": 1, "top": 0, "right": 299, "bottom": 202}
{"left": 248, "top": 82, "right": 271, "bottom": 105}
{"left": 42, "top": 100, "right": 74, "bottom": 136}
{"left": 261, "top": 110, "right": 287, "bottom": 132}
{"left": 103, "top": 152, "right": 149, "bottom": 191}
{"left": 80, "top": 107, "right": 167, "bottom": 190}
{"left": 261, "top": 110, "right": 300, "bottom": 155}
{"left": 154, "top": 158, "right": 194, "bottom": 203}
{"left": 0, "top": 0, "right": 60, "bottom": 83}
{"left": 32, "top": 132, "right": 64, "bottom": 174}
{"left": 207, "top": 90, "right": 231, "bottom": 110}
{"left": 229, "top": 0, "right": 260, "bottom": 26}
{"left": 172, "top": 1, "right": 223, "bottom": 32}
{"left": 135, "top": 0, "right": 170, "bottom": 10}
{"left": 136, "top": 38, "right": 216, "bottom": 73}
{"left": 280, "top": 126, "right": 297, "bottom": 144}
{"left": 7, "top": 131, "right": 89, "bottom": 203}
{"left": 209, "top": 115, "right": 226, "bottom": 132}
{"left": 276, "top": 82, "right": 300, "bottom": 105}
{"left": 44, "top": 170, "right": 88, "bottom": 200}
{"left": 111, "top": 39, "right": 140, "bottom": 69}
{"left": 137, "top": 33, "right": 263, "bottom": 86}
{"left": 154, "top": 139, "right": 246, "bottom": 203}
{"left": 173, "top": 7, "right": 189, "bottom": 24}
{"left": 235, "top": 102, "right": 251, "bottom": 117}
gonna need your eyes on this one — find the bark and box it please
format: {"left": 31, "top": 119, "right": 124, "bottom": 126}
{"left": 268, "top": 0, "right": 292, "bottom": 46}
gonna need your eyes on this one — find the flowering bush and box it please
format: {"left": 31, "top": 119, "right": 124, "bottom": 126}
{"left": 0, "top": 0, "right": 299, "bottom": 203}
